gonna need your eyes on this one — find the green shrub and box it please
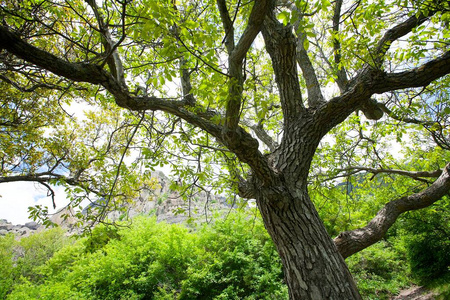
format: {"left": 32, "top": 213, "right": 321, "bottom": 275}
{"left": 0, "top": 234, "right": 16, "bottom": 298}
{"left": 50, "top": 217, "right": 198, "bottom": 299}
{"left": 83, "top": 223, "right": 121, "bottom": 253}
{"left": 179, "top": 211, "right": 287, "bottom": 300}
{"left": 398, "top": 202, "right": 450, "bottom": 283}
{"left": 4, "top": 212, "right": 288, "bottom": 300}
{"left": 13, "top": 227, "right": 70, "bottom": 282}
{"left": 347, "top": 240, "right": 410, "bottom": 300}
{"left": 406, "top": 234, "right": 450, "bottom": 283}
{"left": 0, "top": 227, "right": 71, "bottom": 299}
{"left": 7, "top": 280, "right": 84, "bottom": 300}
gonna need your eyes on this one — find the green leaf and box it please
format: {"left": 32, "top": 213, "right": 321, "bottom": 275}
{"left": 303, "top": 38, "right": 310, "bottom": 51}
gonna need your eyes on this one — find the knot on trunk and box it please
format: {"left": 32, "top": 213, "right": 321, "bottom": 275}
{"left": 360, "top": 98, "right": 384, "bottom": 120}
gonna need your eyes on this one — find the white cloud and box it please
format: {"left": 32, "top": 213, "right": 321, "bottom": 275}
{"left": 0, "top": 182, "right": 69, "bottom": 225}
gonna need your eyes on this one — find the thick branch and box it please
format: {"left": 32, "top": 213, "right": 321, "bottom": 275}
{"left": 224, "top": 0, "right": 272, "bottom": 131}
{"left": 373, "top": 50, "right": 450, "bottom": 93}
{"left": 230, "top": 0, "right": 271, "bottom": 64}
{"left": 335, "top": 163, "right": 450, "bottom": 258}
{"left": 217, "top": 0, "right": 235, "bottom": 54}
{"left": 373, "top": 13, "right": 431, "bottom": 67}
{"left": 179, "top": 57, "right": 195, "bottom": 105}
{"left": 0, "top": 25, "right": 129, "bottom": 103}
{"left": 0, "top": 173, "right": 60, "bottom": 183}
{"left": 314, "top": 10, "right": 443, "bottom": 131}
{"left": 315, "top": 50, "right": 450, "bottom": 136}
{"left": 332, "top": 0, "right": 348, "bottom": 91}
{"left": 85, "top": 0, "right": 126, "bottom": 86}
{"left": 334, "top": 166, "right": 442, "bottom": 181}
{"left": 0, "top": 171, "right": 90, "bottom": 190}
{"left": 292, "top": 5, "right": 325, "bottom": 107}
{"left": 262, "top": 13, "right": 305, "bottom": 125}
{"left": 296, "top": 43, "right": 325, "bottom": 107}
{"left": 242, "top": 119, "right": 279, "bottom": 152}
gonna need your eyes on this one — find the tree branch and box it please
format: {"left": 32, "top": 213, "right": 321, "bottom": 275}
{"left": 332, "top": 0, "right": 349, "bottom": 91}
{"left": 217, "top": 0, "right": 235, "bottom": 54}
{"left": 242, "top": 119, "right": 279, "bottom": 152}
{"left": 85, "top": 0, "right": 126, "bottom": 87}
{"left": 230, "top": 0, "right": 271, "bottom": 64}
{"left": 292, "top": 5, "right": 325, "bottom": 107}
{"left": 262, "top": 12, "right": 305, "bottom": 125}
{"left": 224, "top": 0, "right": 272, "bottom": 131}
{"left": 373, "top": 12, "right": 431, "bottom": 68}
{"left": 334, "top": 162, "right": 450, "bottom": 258}
{"left": 0, "top": 25, "right": 126, "bottom": 98}
{"left": 315, "top": 50, "right": 450, "bottom": 137}
{"left": 314, "top": 9, "right": 445, "bottom": 131}
{"left": 334, "top": 166, "right": 443, "bottom": 182}
{"left": 179, "top": 57, "right": 196, "bottom": 106}
{"left": 373, "top": 50, "right": 450, "bottom": 93}
{"left": 0, "top": 19, "right": 275, "bottom": 185}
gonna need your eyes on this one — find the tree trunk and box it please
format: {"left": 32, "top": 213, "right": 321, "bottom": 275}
{"left": 256, "top": 182, "right": 361, "bottom": 299}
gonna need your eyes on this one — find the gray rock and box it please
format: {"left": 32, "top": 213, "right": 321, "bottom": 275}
{"left": 0, "top": 224, "right": 13, "bottom": 230}
{"left": 19, "top": 228, "right": 31, "bottom": 236}
{"left": 24, "top": 221, "right": 39, "bottom": 230}
{"left": 0, "top": 229, "right": 9, "bottom": 236}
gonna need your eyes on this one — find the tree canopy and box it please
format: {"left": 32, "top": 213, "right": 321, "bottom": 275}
{"left": 1, "top": 0, "right": 449, "bottom": 298}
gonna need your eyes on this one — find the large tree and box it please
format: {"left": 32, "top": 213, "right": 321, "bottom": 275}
{"left": 1, "top": 0, "right": 449, "bottom": 298}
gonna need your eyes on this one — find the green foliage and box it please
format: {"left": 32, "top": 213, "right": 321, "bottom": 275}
{"left": 83, "top": 223, "right": 121, "bottom": 253}
{"left": 4, "top": 211, "right": 287, "bottom": 300}
{"left": 0, "top": 227, "right": 71, "bottom": 299}
{"left": 400, "top": 202, "right": 450, "bottom": 283}
{"left": 2, "top": 206, "right": 450, "bottom": 299}
{"left": 179, "top": 211, "right": 287, "bottom": 300}
{"left": 347, "top": 241, "right": 411, "bottom": 299}
{"left": 6, "top": 280, "right": 85, "bottom": 300}
{"left": 12, "top": 227, "right": 70, "bottom": 282}
{"left": 0, "top": 234, "right": 15, "bottom": 299}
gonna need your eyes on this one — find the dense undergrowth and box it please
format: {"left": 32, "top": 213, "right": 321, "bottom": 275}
{"left": 1, "top": 206, "right": 448, "bottom": 300}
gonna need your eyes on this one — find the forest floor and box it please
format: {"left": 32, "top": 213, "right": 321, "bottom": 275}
{"left": 393, "top": 286, "right": 437, "bottom": 300}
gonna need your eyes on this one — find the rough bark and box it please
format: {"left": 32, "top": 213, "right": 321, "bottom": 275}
{"left": 252, "top": 114, "right": 363, "bottom": 299}
{"left": 256, "top": 176, "right": 362, "bottom": 299}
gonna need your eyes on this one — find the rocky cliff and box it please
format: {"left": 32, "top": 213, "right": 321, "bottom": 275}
{"left": 0, "top": 171, "right": 239, "bottom": 238}
{"left": 0, "top": 219, "right": 41, "bottom": 237}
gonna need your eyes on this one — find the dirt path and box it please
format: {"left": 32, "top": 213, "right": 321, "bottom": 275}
{"left": 392, "top": 286, "right": 436, "bottom": 300}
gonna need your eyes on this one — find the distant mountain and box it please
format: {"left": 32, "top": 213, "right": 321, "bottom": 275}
{"left": 50, "top": 170, "right": 236, "bottom": 230}
{"left": 1, "top": 171, "right": 244, "bottom": 238}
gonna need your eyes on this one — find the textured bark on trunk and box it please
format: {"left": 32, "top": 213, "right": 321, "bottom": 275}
{"left": 256, "top": 182, "right": 361, "bottom": 299}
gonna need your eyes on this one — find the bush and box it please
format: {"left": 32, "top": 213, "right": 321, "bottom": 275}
{"left": 0, "top": 234, "right": 16, "bottom": 298}
{"left": 13, "top": 227, "right": 70, "bottom": 282}
{"left": 179, "top": 210, "right": 287, "bottom": 300}
{"left": 4, "top": 212, "right": 288, "bottom": 300}
{"left": 347, "top": 240, "right": 410, "bottom": 300}
{"left": 83, "top": 223, "right": 121, "bottom": 253}
{"left": 400, "top": 203, "right": 450, "bottom": 283}
{"left": 0, "top": 227, "right": 71, "bottom": 299}
{"left": 7, "top": 280, "right": 84, "bottom": 300}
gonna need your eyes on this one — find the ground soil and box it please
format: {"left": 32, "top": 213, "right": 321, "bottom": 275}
{"left": 392, "top": 286, "right": 437, "bottom": 300}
